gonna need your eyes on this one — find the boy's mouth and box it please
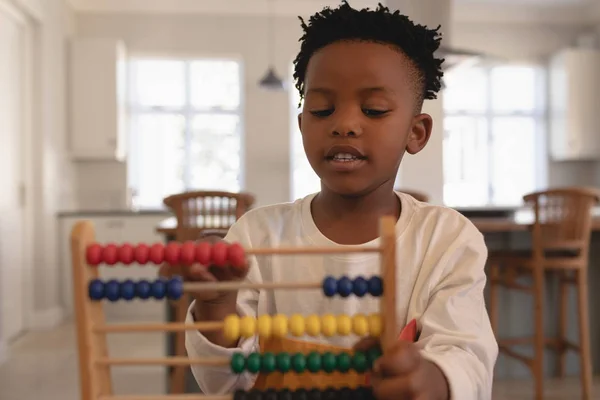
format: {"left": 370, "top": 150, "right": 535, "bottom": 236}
{"left": 325, "top": 145, "right": 367, "bottom": 171}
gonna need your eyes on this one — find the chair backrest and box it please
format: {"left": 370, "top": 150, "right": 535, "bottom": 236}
{"left": 396, "top": 189, "right": 429, "bottom": 203}
{"left": 524, "top": 187, "right": 600, "bottom": 258}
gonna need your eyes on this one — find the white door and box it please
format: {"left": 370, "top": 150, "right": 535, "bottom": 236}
{"left": 0, "top": 2, "right": 27, "bottom": 343}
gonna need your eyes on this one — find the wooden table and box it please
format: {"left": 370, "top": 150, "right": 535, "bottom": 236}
{"left": 470, "top": 215, "right": 600, "bottom": 233}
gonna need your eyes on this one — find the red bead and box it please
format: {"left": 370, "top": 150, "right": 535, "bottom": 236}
{"left": 211, "top": 241, "right": 228, "bottom": 267}
{"left": 195, "top": 242, "right": 211, "bottom": 265}
{"left": 227, "top": 243, "right": 246, "bottom": 268}
{"left": 86, "top": 243, "right": 103, "bottom": 265}
{"left": 118, "top": 243, "right": 134, "bottom": 264}
{"left": 104, "top": 244, "right": 118, "bottom": 265}
{"left": 180, "top": 241, "right": 196, "bottom": 265}
{"left": 149, "top": 243, "right": 165, "bottom": 264}
{"left": 164, "top": 242, "right": 181, "bottom": 265}
{"left": 134, "top": 244, "right": 150, "bottom": 264}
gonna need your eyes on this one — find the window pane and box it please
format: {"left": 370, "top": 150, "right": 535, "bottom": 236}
{"left": 132, "top": 113, "right": 185, "bottom": 209}
{"left": 443, "top": 66, "right": 488, "bottom": 113}
{"left": 189, "top": 114, "right": 241, "bottom": 191}
{"left": 443, "top": 116, "right": 490, "bottom": 206}
{"left": 133, "top": 60, "right": 185, "bottom": 108}
{"left": 490, "top": 66, "right": 536, "bottom": 112}
{"left": 190, "top": 60, "right": 240, "bottom": 111}
{"left": 491, "top": 117, "right": 537, "bottom": 205}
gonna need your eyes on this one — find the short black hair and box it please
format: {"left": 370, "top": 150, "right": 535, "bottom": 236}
{"left": 292, "top": 1, "right": 444, "bottom": 109}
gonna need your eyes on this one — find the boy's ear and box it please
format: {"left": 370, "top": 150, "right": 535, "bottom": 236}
{"left": 406, "top": 113, "right": 433, "bottom": 155}
{"left": 297, "top": 113, "right": 302, "bottom": 132}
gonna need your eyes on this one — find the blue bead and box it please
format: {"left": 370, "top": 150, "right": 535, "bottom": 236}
{"left": 322, "top": 276, "right": 337, "bottom": 297}
{"left": 352, "top": 276, "right": 368, "bottom": 297}
{"left": 167, "top": 277, "right": 184, "bottom": 300}
{"left": 337, "top": 276, "right": 353, "bottom": 297}
{"left": 105, "top": 280, "right": 120, "bottom": 301}
{"left": 120, "top": 280, "right": 136, "bottom": 301}
{"left": 136, "top": 280, "right": 152, "bottom": 300}
{"left": 368, "top": 276, "right": 383, "bottom": 296}
{"left": 88, "top": 279, "right": 104, "bottom": 300}
{"left": 151, "top": 279, "right": 167, "bottom": 299}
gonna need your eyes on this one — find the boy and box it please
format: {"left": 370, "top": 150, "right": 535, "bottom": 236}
{"left": 182, "top": 2, "right": 498, "bottom": 399}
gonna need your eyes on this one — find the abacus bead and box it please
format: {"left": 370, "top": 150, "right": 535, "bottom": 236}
{"left": 336, "top": 352, "right": 352, "bottom": 372}
{"left": 261, "top": 352, "right": 276, "bottom": 373}
{"left": 247, "top": 388, "right": 262, "bottom": 400}
{"left": 292, "top": 389, "right": 308, "bottom": 400}
{"left": 228, "top": 242, "right": 246, "bottom": 268}
{"left": 120, "top": 280, "right": 136, "bottom": 300}
{"left": 352, "top": 276, "right": 368, "bottom": 297}
{"left": 351, "top": 351, "right": 368, "bottom": 373}
{"left": 322, "top": 276, "right": 337, "bottom": 297}
{"left": 263, "top": 389, "right": 278, "bottom": 400}
{"left": 321, "top": 314, "right": 336, "bottom": 337}
{"left": 230, "top": 352, "right": 245, "bottom": 373}
{"left": 306, "top": 351, "right": 321, "bottom": 373}
{"left": 275, "top": 352, "right": 291, "bottom": 373}
{"left": 291, "top": 353, "right": 306, "bottom": 373}
{"left": 86, "top": 244, "right": 103, "bottom": 265}
{"left": 289, "top": 314, "right": 305, "bottom": 337}
{"left": 149, "top": 243, "right": 165, "bottom": 264}
{"left": 167, "top": 277, "right": 184, "bottom": 300}
{"left": 180, "top": 241, "right": 196, "bottom": 265}
{"left": 211, "top": 241, "right": 228, "bottom": 266}
{"left": 367, "top": 347, "right": 382, "bottom": 366}
{"left": 352, "top": 314, "right": 368, "bottom": 336}
{"left": 233, "top": 390, "right": 246, "bottom": 400}
{"left": 368, "top": 276, "right": 383, "bottom": 296}
{"left": 305, "top": 315, "right": 321, "bottom": 337}
{"left": 336, "top": 315, "right": 352, "bottom": 335}
{"left": 246, "top": 353, "right": 261, "bottom": 374}
{"left": 271, "top": 314, "right": 288, "bottom": 337}
{"left": 306, "top": 389, "right": 321, "bottom": 400}
{"left": 338, "top": 387, "right": 353, "bottom": 400}
{"left": 118, "top": 243, "right": 134, "bottom": 264}
{"left": 368, "top": 314, "right": 382, "bottom": 337}
{"left": 337, "top": 276, "right": 353, "bottom": 297}
{"left": 195, "top": 242, "right": 212, "bottom": 265}
{"left": 223, "top": 314, "right": 240, "bottom": 341}
{"left": 134, "top": 244, "right": 149, "bottom": 264}
{"left": 257, "top": 315, "right": 272, "bottom": 338}
{"left": 164, "top": 242, "right": 181, "bottom": 265}
{"left": 321, "top": 352, "right": 336, "bottom": 373}
{"left": 136, "top": 280, "right": 151, "bottom": 299}
{"left": 240, "top": 316, "right": 256, "bottom": 338}
{"left": 279, "top": 389, "right": 293, "bottom": 400}
{"left": 151, "top": 279, "right": 167, "bottom": 299}
{"left": 104, "top": 244, "right": 119, "bottom": 265}
{"left": 88, "top": 279, "right": 104, "bottom": 300}
{"left": 322, "top": 388, "right": 337, "bottom": 400}
{"left": 105, "top": 280, "right": 120, "bottom": 301}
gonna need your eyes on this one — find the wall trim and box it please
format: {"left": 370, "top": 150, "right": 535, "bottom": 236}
{"left": 30, "top": 307, "right": 65, "bottom": 331}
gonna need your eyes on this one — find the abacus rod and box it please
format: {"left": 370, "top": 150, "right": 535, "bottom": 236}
{"left": 100, "top": 395, "right": 229, "bottom": 400}
{"left": 243, "top": 246, "right": 381, "bottom": 255}
{"left": 94, "top": 321, "right": 223, "bottom": 333}
{"left": 183, "top": 281, "right": 321, "bottom": 292}
{"left": 96, "top": 356, "right": 229, "bottom": 367}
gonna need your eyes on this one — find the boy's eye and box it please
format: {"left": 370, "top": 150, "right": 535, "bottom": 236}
{"left": 362, "top": 109, "right": 389, "bottom": 117}
{"left": 310, "top": 109, "right": 334, "bottom": 117}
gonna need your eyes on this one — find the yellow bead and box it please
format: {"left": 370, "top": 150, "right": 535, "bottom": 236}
{"left": 321, "top": 314, "right": 337, "bottom": 337}
{"left": 289, "top": 314, "right": 305, "bottom": 337}
{"left": 352, "top": 314, "right": 368, "bottom": 336}
{"left": 305, "top": 314, "right": 321, "bottom": 337}
{"left": 336, "top": 315, "right": 352, "bottom": 335}
{"left": 272, "top": 314, "right": 288, "bottom": 337}
{"left": 257, "top": 315, "right": 272, "bottom": 338}
{"left": 240, "top": 315, "right": 256, "bottom": 338}
{"left": 223, "top": 314, "right": 240, "bottom": 342}
{"left": 368, "top": 314, "right": 382, "bottom": 337}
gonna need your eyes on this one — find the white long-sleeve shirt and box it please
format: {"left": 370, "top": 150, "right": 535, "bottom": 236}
{"left": 185, "top": 192, "right": 498, "bottom": 399}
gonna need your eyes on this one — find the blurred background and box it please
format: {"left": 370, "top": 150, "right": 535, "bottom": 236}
{"left": 1, "top": 0, "right": 600, "bottom": 399}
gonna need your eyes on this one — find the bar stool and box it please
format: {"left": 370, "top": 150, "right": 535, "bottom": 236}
{"left": 488, "top": 187, "right": 599, "bottom": 400}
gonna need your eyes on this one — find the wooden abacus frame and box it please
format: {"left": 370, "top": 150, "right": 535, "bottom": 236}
{"left": 71, "top": 216, "right": 397, "bottom": 400}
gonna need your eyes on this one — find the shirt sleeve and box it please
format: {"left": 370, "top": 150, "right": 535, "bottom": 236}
{"left": 185, "top": 217, "right": 262, "bottom": 394}
{"left": 414, "top": 222, "right": 499, "bottom": 400}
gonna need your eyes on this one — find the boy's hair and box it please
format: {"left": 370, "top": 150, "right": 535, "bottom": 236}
{"left": 292, "top": 1, "right": 444, "bottom": 109}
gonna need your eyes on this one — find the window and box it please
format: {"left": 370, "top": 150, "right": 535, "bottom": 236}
{"left": 443, "top": 64, "right": 546, "bottom": 207}
{"left": 127, "top": 57, "right": 243, "bottom": 209}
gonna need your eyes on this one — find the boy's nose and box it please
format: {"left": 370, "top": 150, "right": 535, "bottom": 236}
{"left": 330, "top": 111, "right": 363, "bottom": 137}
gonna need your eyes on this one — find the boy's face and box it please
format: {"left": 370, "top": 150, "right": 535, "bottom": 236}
{"left": 298, "top": 41, "right": 433, "bottom": 197}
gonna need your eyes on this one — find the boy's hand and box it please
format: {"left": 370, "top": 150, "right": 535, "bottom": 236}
{"left": 354, "top": 337, "right": 450, "bottom": 400}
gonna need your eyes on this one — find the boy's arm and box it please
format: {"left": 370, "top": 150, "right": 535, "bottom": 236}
{"left": 414, "top": 224, "right": 499, "bottom": 400}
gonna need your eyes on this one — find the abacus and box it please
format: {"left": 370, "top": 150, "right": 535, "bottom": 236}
{"left": 71, "top": 216, "right": 398, "bottom": 400}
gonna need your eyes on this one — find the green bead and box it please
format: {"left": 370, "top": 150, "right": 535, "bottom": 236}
{"left": 321, "top": 352, "right": 336, "bottom": 373}
{"left": 230, "top": 352, "right": 245, "bottom": 373}
{"left": 261, "top": 352, "right": 276, "bottom": 373}
{"left": 306, "top": 352, "right": 322, "bottom": 373}
{"left": 352, "top": 351, "right": 368, "bottom": 373}
{"left": 246, "top": 353, "right": 261, "bottom": 373}
{"left": 367, "top": 347, "right": 382, "bottom": 367}
{"left": 291, "top": 353, "right": 306, "bottom": 373}
{"left": 276, "top": 352, "right": 291, "bottom": 373}
{"left": 336, "top": 352, "right": 352, "bottom": 372}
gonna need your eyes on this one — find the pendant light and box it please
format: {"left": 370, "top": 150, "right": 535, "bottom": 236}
{"left": 259, "top": 0, "right": 285, "bottom": 90}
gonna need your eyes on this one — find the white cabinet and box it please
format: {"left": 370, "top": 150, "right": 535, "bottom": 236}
{"left": 549, "top": 48, "right": 600, "bottom": 161}
{"left": 70, "top": 38, "right": 127, "bottom": 161}
{"left": 59, "top": 214, "right": 168, "bottom": 322}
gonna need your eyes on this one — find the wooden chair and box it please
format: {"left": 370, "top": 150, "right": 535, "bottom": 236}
{"left": 488, "top": 187, "right": 600, "bottom": 400}
{"left": 396, "top": 189, "right": 429, "bottom": 202}
{"left": 161, "top": 190, "right": 255, "bottom": 394}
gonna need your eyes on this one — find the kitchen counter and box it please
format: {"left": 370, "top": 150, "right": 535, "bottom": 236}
{"left": 57, "top": 209, "right": 172, "bottom": 217}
